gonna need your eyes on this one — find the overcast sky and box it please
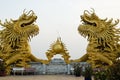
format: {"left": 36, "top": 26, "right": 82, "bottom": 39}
{"left": 0, "top": 0, "right": 120, "bottom": 60}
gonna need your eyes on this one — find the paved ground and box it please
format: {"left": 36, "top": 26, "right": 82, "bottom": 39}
{"left": 0, "top": 75, "right": 94, "bottom": 80}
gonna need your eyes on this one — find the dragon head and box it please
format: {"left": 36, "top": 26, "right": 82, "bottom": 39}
{"left": 0, "top": 10, "right": 39, "bottom": 48}
{"left": 78, "top": 9, "right": 120, "bottom": 46}
{"left": 0, "top": 10, "right": 39, "bottom": 39}
{"left": 13, "top": 10, "right": 39, "bottom": 37}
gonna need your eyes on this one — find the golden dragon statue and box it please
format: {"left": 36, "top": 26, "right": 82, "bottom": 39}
{"left": 0, "top": 10, "right": 71, "bottom": 74}
{"left": 73, "top": 9, "right": 120, "bottom": 68}
{"left": 0, "top": 10, "right": 47, "bottom": 74}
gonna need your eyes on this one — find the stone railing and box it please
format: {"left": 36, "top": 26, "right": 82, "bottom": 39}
{"left": 12, "top": 67, "right": 36, "bottom": 75}
{"left": 24, "top": 68, "right": 36, "bottom": 75}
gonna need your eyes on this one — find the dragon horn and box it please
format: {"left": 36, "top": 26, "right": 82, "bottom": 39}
{"left": 90, "top": 8, "right": 95, "bottom": 13}
{"left": 27, "top": 10, "right": 34, "bottom": 15}
{"left": 111, "top": 19, "right": 119, "bottom": 27}
{"left": 84, "top": 10, "right": 91, "bottom": 15}
{"left": 102, "top": 18, "right": 108, "bottom": 21}
{"left": 107, "top": 18, "right": 113, "bottom": 23}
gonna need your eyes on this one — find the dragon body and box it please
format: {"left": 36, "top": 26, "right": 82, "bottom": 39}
{"left": 75, "top": 9, "right": 120, "bottom": 68}
{"left": 0, "top": 10, "right": 45, "bottom": 74}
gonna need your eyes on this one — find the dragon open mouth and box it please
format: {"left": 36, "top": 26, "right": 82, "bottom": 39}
{"left": 81, "top": 16, "right": 97, "bottom": 27}
{"left": 83, "top": 21, "right": 96, "bottom": 26}
{"left": 21, "top": 18, "right": 37, "bottom": 27}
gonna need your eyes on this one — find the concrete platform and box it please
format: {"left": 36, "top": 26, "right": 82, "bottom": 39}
{"left": 0, "top": 75, "right": 94, "bottom": 80}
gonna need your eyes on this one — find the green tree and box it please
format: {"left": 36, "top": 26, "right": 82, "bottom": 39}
{"left": 0, "top": 59, "right": 6, "bottom": 76}
{"left": 84, "top": 65, "right": 92, "bottom": 80}
{"left": 107, "top": 59, "right": 120, "bottom": 80}
{"left": 73, "top": 63, "right": 82, "bottom": 77}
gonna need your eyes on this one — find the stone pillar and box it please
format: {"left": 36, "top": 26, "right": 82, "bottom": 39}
{"left": 42, "top": 64, "right": 46, "bottom": 74}
{"left": 67, "top": 64, "right": 70, "bottom": 74}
